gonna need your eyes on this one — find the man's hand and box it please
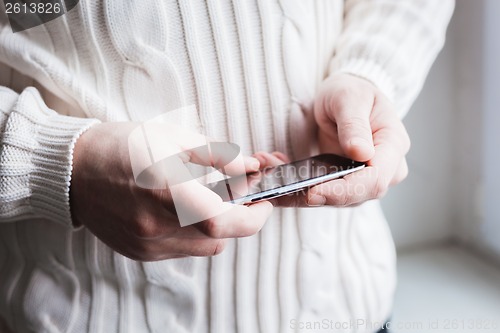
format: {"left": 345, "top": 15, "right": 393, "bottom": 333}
{"left": 263, "top": 73, "right": 410, "bottom": 207}
{"left": 70, "top": 122, "right": 273, "bottom": 261}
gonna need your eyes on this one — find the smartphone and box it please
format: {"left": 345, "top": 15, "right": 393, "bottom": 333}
{"left": 206, "top": 154, "right": 365, "bottom": 205}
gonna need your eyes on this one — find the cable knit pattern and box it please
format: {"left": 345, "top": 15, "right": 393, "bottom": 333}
{"left": 0, "top": 1, "right": 453, "bottom": 332}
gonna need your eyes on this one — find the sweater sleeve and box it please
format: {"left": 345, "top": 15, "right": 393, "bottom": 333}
{"left": 330, "top": 0, "right": 455, "bottom": 117}
{"left": 0, "top": 86, "right": 100, "bottom": 227}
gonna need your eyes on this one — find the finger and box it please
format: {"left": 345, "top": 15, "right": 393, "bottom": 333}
{"left": 187, "top": 141, "right": 260, "bottom": 175}
{"left": 315, "top": 76, "right": 375, "bottom": 161}
{"left": 214, "top": 153, "right": 260, "bottom": 175}
{"left": 253, "top": 151, "right": 288, "bottom": 169}
{"left": 325, "top": 86, "right": 375, "bottom": 161}
{"left": 309, "top": 127, "right": 403, "bottom": 206}
{"left": 307, "top": 167, "right": 379, "bottom": 206}
{"left": 164, "top": 180, "right": 235, "bottom": 226}
{"left": 309, "top": 106, "right": 407, "bottom": 206}
{"left": 209, "top": 169, "right": 262, "bottom": 201}
{"left": 210, "top": 152, "right": 288, "bottom": 202}
{"left": 208, "top": 142, "right": 259, "bottom": 174}
{"left": 196, "top": 201, "right": 273, "bottom": 238}
{"left": 137, "top": 199, "right": 282, "bottom": 257}
{"left": 268, "top": 173, "right": 377, "bottom": 208}
{"left": 271, "top": 151, "right": 291, "bottom": 163}
{"left": 242, "top": 156, "right": 261, "bottom": 173}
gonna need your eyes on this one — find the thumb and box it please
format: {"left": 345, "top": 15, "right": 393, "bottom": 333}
{"left": 332, "top": 91, "right": 375, "bottom": 162}
{"left": 338, "top": 116, "right": 374, "bottom": 161}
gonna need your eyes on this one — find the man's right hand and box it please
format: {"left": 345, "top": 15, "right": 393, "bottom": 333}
{"left": 70, "top": 122, "right": 273, "bottom": 262}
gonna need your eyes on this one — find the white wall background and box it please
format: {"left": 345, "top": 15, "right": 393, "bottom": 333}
{"left": 478, "top": 0, "right": 500, "bottom": 258}
{"left": 381, "top": 0, "right": 500, "bottom": 257}
{"left": 381, "top": 13, "right": 456, "bottom": 250}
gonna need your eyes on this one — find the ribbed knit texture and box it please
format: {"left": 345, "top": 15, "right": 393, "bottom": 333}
{"left": 0, "top": 1, "right": 454, "bottom": 332}
{"left": 0, "top": 87, "right": 100, "bottom": 226}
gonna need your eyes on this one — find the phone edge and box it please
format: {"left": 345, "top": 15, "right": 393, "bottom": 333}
{"left": 230, "top": 164, "right": 366, "bottom": 205}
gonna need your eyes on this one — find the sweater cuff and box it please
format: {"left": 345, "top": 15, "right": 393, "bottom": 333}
{"left": 1, "top": 87, "right": 101, "bottom": 228}
{"left": 31, "top": 113, "right": 100, "bottom": 228}
{"left": 329, "top": 58, "right": 397, "bottom": 105}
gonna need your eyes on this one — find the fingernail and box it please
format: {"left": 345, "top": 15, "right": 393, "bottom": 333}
{"left": 253, "top": 154, "right": 266, "bottom": 166}
{"left": 349, "top": 137, "right": 370, "bottom": 147}
{"left": 307, "top": 194, "right": 326, "bottom": 207}
{"left": 249, "top": 157, "right": 260, "bottom": 170}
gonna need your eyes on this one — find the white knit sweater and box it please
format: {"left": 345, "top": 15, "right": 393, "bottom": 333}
{"left": 0, "top": 1, "right": 453, "bottom": 332}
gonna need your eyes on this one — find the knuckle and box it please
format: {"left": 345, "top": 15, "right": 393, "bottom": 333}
{"left": 191, "top": 240, "right": 226, "bottom": 257}
{"left": 332, "top": 83, "right": 373, "bottom": 105}
{"left": 332, "top": 87, "right": 355, "bottom": 102}
{"left": 341, "top": 116, "right": 370, "bottom": 131}
{"left": 211, "top": 240, "right": 226, "bottom": 256}
{"left": 136, "top": 225, "right": 159, "bottom": 239}
{"left": 339, "top": 191, "right": 350, "bottom": 206}
{"left": 148, "top": 188, "right": 173, "bottom": 208}
{"left": 332, "top": 185, "right": 349, "bottom": 207}
{"left": 129, "top": 217, "right": 163, "bottom": 240}
{"left": 373, "top": 179, "right": 388, "bottom": 199}
{"left": 201, "top": 218, "right": 224, "bottom": 239}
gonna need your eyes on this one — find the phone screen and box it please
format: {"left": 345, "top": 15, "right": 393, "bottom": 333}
{"left": 206, "top": 154, "right": 365, "bottom": 204}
